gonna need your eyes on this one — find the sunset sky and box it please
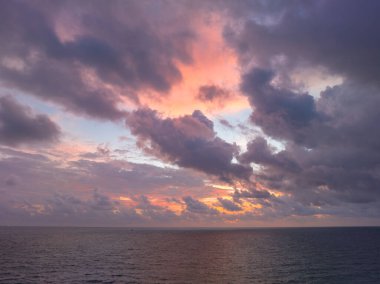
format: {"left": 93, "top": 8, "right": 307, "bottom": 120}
{"left": 1, "top": 0, "right": 380, "bottom": 227}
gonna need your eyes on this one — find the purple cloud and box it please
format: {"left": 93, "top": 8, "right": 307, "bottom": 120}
{"left": 0, "top": 1, "right": 194, "bottom": 119}
{"left": 183, "top": 196, "right": 218, "bottom": 215}
{"left": 241, "top": 68, "right": 320, "bottom": 146}
{"left": 217, "top": 198, "right": 242, "bottom": 212}
{"left": 0, "top": 96, "right": 60, "bottom": 146}
{"left": 197, "top": 85, "right": 231, "bottom": 102}
{"left": 126, "top": 108, "right": 252, "bottom": 182}
{"left": 225, "top": 0, "right": 380, "bottom": 84}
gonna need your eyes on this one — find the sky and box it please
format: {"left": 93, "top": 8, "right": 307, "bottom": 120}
{"left": 1, "top": 0, "right": 380, "bottom": 227}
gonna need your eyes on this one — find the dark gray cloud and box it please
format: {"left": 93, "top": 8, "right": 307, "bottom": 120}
{"left": 69, "top": 159, "right": 205, "bottom": 196}
{"left": 0, "top": 146, "right": 205, "bottom": 200}
{"left": 0, "top": 1, "right": 195, "bottom": 119}
{"left": 238, "top": 78, "right": 380, "bottom": 207}
{"left": 132, "top": 195, "right": 178, "bottom": 222}
{"left": 9, "top": 190, "right": 145, "bottom": 227}
{"left": 225, "top": 0, "right": 380, "bottom": 84}
{"left": 126, "top": 108, "right": 252, "bottom": 182}
{"left": 239, "top": 136, "right": 300, "bottom": 172}
{"left": 90, "top": 189, "right": 117, "bottom": 211}
{"left": 197, "top": 85, "right": 230, "bottom": 102}
{"left": 219, "top": 119, "right": 234, "bottom": 129}
{"left": 217, "top": 198, "right": 242, "bottom": 212}
{"left": 4, "top": 175, "right": 19, "bottom": 187}
{"left": 0, "top": 96, "right": 60, "bottom": 146}
{"left": 241, "top": 68, "right": 321, "bottom": 146}
{"left": 218, "top": 0, "right": 380, "bottom": 213}
{"left": 0, "top": 146, "right": 206, "bottom": 225}
{"left": 1, "top": 144, "right": 380, "bottom": 226}
{"left": 2, "top": 0, "right": 380, "bottom": 225}
{"left": 233, "top": 188, "right": 271, "bottom": 200}
{"left": 45, "top": 190, "right": 118, "bottom": 216}
{"left": 183, "top": 196, "right": 218, "bottom": 215}
{"left": 80, "top": 145, "right": 111, "bottom": 159}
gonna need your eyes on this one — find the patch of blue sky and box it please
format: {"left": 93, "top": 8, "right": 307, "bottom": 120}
{"left": 214, "top": 108, "right": 255, "bottom": 150}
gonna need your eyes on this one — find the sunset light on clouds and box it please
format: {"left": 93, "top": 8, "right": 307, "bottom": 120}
{"left": 1, "top": 0, "right": 380, "bottom": 227}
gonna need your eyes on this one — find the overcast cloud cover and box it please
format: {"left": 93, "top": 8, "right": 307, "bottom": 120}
{"left": 1, "top": 0, "right": 380, "bottom": 226}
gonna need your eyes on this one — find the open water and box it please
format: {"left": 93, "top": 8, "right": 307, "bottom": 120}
{"left": 0, "top": 227, "right": 379, "bottom": 283}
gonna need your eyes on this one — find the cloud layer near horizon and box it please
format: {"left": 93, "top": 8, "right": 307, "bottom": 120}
{"left": 1, "top": 0, "right": 380, "bottom": 226}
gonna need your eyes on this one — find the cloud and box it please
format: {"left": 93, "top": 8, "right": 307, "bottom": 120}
{"left": 238, "top": 136, "right": 300, "bottom": 172}
{"left": 183, "top": 196, "right": 218, "bottom": 215}
{"left": 17, "top": 190, "right": 145, "bottom": 226}
{"left": 0, "top": 1, "right": 195, "bottom": 119}
{"left": 126, "top": 108, "right": 252, "bottom": 182}
{"left": 197, "top": 85, "right": 230, "bottom": 102}
{"left": 241, "top": 68, "right": 321, "bottom": 146}
{"left": 80, "top": 144, "right": 111, "bottom": 159}
{"left": 225, "top": 0, "right": 380, "bottom": 84}
{"left": 0, "top": 96, "right": 60, "bottom": 146}
{"left": 69, "top": 159, "right": 205, "bottom": 196}
{"left": 1, "top": 143, "right": 380, "bottom": 226}
{"left": 90, "top": 189, "right": 117, "bottom": 211}
{"left": 0, "top": 145, "right": 206, "bottom": 200}
{"left": 217, "top": 198, "right": 242, "bottom": 212}
{"left": 237, "top": 58, "right": 380, "bottom": 210}
{"left": 2, "top": 1, "right": 380, "bottom": 225}
{"left": 0, "top": 146, "right": 205, "bottom": 225}
{"left": 218, "top": 1, "right": 380, "bottom": 214}
{"left": 237, "top": 74, "right": 380, "bottom": 207}
{"left": 132, "top": 195, "right": 178, "bottom": 222}
{"left": 4, "top": 175, "right": 19, "bottom": 187}
{"left": 233, "top": 188, "right": 271, "bottom": 200}
{"left": 219, "top": 119, "right": 234, "bottom": 129}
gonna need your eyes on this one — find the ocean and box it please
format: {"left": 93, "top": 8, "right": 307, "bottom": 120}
{"left": 0, "top": 227, "right": 379, "bottom": 283}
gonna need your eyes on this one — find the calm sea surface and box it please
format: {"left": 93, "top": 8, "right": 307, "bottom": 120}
{"left": 0, "top": 227, "right": 379, "bottom": 283}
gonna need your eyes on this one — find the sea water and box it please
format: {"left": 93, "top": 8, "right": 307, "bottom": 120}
{"left": 1, "top": 227, "right": 379, "bottom": 283}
